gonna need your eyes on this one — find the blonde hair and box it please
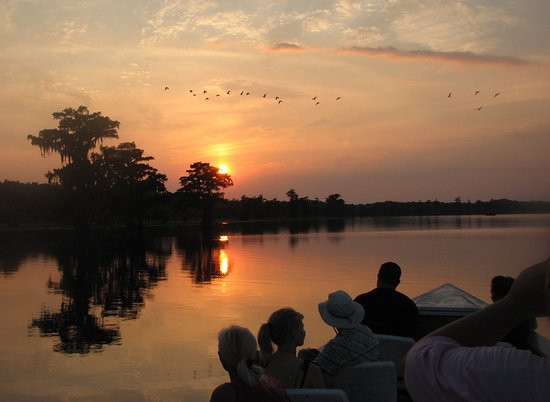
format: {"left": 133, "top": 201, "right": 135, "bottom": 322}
{"left": 218, "top": 325, "right": 263, "bottom": 387}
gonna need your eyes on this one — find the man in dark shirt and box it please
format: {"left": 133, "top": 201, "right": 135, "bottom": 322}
{"left": 354, "top": 262, "right": 418, "bottom": 338}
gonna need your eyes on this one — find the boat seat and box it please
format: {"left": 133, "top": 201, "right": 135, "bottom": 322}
{"left": 375, "top": 334, "right": 415, "bottom": 379}
{"left": 331, "top": 361, "right": 397, "bottom": 402}
{"left": 287, "top": 388, "right": 350, "bottom": 402}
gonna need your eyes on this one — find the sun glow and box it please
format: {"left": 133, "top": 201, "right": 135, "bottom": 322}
{"left": 218, "top": 164, "right": 230, "bottom": 174}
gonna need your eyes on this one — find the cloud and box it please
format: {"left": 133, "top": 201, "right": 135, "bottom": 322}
{"left": 388, "top": 1, "right": 521, "bottom": 54}
{"left": 343, "top": 46, "right": 530, "bottom": 66}
{"left": 0, "top": 1, "right": 15, "bottom": 33}
{"left": 341, "top": 27, "right": 384, "bottom": 47}
{"left": 270, "top": 42, "right": 302, "bottom": 51}
{"left": 141, "top": 2, "right": 267, "bottom": 47}
{"left": 335, "top": 0, "right": 371, "bottom": 18}
{"left": 301, "top": 9, "right": 332, "bottom": 33}
{"left": 55, "top": 20, "right": 87, "bottom": 45}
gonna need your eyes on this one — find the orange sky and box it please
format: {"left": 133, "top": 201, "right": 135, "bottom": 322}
{"left": 1, "top": 0, "right": 550, "bottom": 202}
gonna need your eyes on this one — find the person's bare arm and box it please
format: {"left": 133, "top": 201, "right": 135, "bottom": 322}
{"left": 425, "top": 260, "right": 549, "bottom": 347}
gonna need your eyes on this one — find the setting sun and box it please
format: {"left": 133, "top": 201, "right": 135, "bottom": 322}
{"left": 218, "top": 164, "right": 230, "bottom": 175}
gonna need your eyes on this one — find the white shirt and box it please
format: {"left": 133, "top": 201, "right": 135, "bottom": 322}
{"left": 404, "top": 336, "right": 550, "bottom": 402}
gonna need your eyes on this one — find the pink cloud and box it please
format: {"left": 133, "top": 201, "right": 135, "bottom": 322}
{"left": 343, "top": 46, "right": 529, "bottom": 66}
{"left": 270, "top": 42, "right": 303, "bottom": 51}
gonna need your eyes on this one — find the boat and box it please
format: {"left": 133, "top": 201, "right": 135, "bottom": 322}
{"left": 413, "top": 283, "right": 487, "bottom": 339}
{"left": 413, "top": 283, "right": 550, "bottom": 357}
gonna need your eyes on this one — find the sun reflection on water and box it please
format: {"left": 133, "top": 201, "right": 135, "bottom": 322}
{"left": 219, "top": 249, "right": 229, "bottom": 275}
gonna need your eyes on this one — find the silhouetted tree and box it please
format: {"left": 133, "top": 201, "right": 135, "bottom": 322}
{"left": 286, "top": 189, "right": 300, "bottom": 217}
{"left": 285, "top": 189, "right": 319, "bottom": 218}
{"left": 325, "top": 193, "right": 346, "bottom": 217}
{"left": 177, "top": 162, "right": 233, "bottom": 226}
{"left": 27, "top": 106, "right": 119, "bottom": 229}
{"left": 286, "top": 189, "right": 299, "bottom": 202}
{"left": 91, "top": 142, "right": 167, "bottom": 228}
{"left": 239, "top": 194, "right": 266, "bottom": 220}
{"left": 0, "top": 180, "right": 66, "bottom": 227}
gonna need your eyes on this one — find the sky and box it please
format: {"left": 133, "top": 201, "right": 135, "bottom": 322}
{"left": 1, "top": 0, "right": 550, "bottom": 203}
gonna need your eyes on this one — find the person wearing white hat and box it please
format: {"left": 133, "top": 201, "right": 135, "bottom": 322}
{"left": 313, "top": 290, "right": 380, "bottom": 381}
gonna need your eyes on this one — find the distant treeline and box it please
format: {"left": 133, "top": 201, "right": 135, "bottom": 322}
{"left": 2, "top": 180, "right": 549, "bottom": 228}
{"left": 217, "top": 195, "right": 550, "bottom": 220}
{"left": 8, "top": 105, "right": 550, "bottom": 230}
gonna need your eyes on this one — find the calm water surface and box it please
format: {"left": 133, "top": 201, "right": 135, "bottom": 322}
{"left": 1, "top": 215, "right": 549, "bottom": 401}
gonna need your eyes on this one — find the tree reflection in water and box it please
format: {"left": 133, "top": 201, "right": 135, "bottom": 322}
{"left": 3, "top": 221, "right": 352, "bottom": 354}
{"left": 28, "top": 231, "right": 171, "bottom": 354}
{"left": 176, "top": 231, "right": 232, "bottom": 283}
{"left": 0, "top": 231, "right": 61, "bottom": 277}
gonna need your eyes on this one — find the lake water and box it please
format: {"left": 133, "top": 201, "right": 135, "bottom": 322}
{"left": 1, "top": 215, "right": 549, "bottom": 401}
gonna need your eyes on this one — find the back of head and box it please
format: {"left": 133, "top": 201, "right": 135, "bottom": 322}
{"left": 378, "top": 262, "right": 402, "bottom": 288}
{"left": 218, "top": 325, "right": 263, "bottom": 387}
{"left": 491, "top": 276, "right": 515, "bottom": 302}
{"left": 257, "top": 308, "right": 304, "bottom": 357}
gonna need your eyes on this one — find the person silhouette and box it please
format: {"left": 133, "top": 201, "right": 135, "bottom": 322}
{"left": 354, "top": 262, "right": 418, "bottom": 338}
{"left": 491, "top": 276, "right": 540, "bottom": 354}
{"left": 257, "top": 308, "right": 325, "bottom": 388}
{"left": 405, "top": 261, "right": 550, "bottom": 402}
{"left": 313, "top": 290, "right": 380, "bottom": 382}
{"left": 210, "top": 326, "right": 290, "bottom": 402}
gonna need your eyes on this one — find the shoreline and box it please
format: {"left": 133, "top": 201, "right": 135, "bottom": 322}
{"left": 1, "top": 212, "right": 548, "bottom": 233}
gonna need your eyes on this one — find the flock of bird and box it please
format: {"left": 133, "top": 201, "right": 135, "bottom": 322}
{"left": 163, "top": 86, "right": 342, "bottom": 107}
{"left": 447, "top": 90, "right": 502, "bottom": 111}
{"left": 164, "top": 85, "right": 502, "bottom": 111}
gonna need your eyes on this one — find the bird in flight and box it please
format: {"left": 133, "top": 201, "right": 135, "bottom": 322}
{"left": 164, "top": 86, "right": 169, "bottom": 91}
{"left": 312, "top": 96, "right": 317, "bottom": 100}
{"left": 263, "top": 93, "right": 267, "bottom": 98}
{"left": 477, "top": 106, "right": 483, "bottom": 111}
{"left": 227, "top": 90, "right": 231, "bottom": 95}
{"left": 316, "top": 102, "right": 320, "bottom": 106}
{"left": 448, "top": 92, "right": 452, "bottom": 98}
{"left": 335, "top": 97, "right": 341, "bottom": 100}
{"left": 475, "top": 91, "right": 480, "bottom": 95}
{"left": 278, "top": 100, "right": 283, "bottom": 104}
{"left": 203, "top": 90, "right": 207, "bottom": 94}
{"left": 240, "top": 91, "right": 244, "bottom": 95}
{"left": 493, "top": 92, "right": 501, "bottom": 97}
{"left": 275, "top": 96, "right": 279, "bottom": 100}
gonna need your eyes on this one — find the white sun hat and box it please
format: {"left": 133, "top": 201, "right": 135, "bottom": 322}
{"left": 318, "top": 290, "right": 365, "bottom": 329}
